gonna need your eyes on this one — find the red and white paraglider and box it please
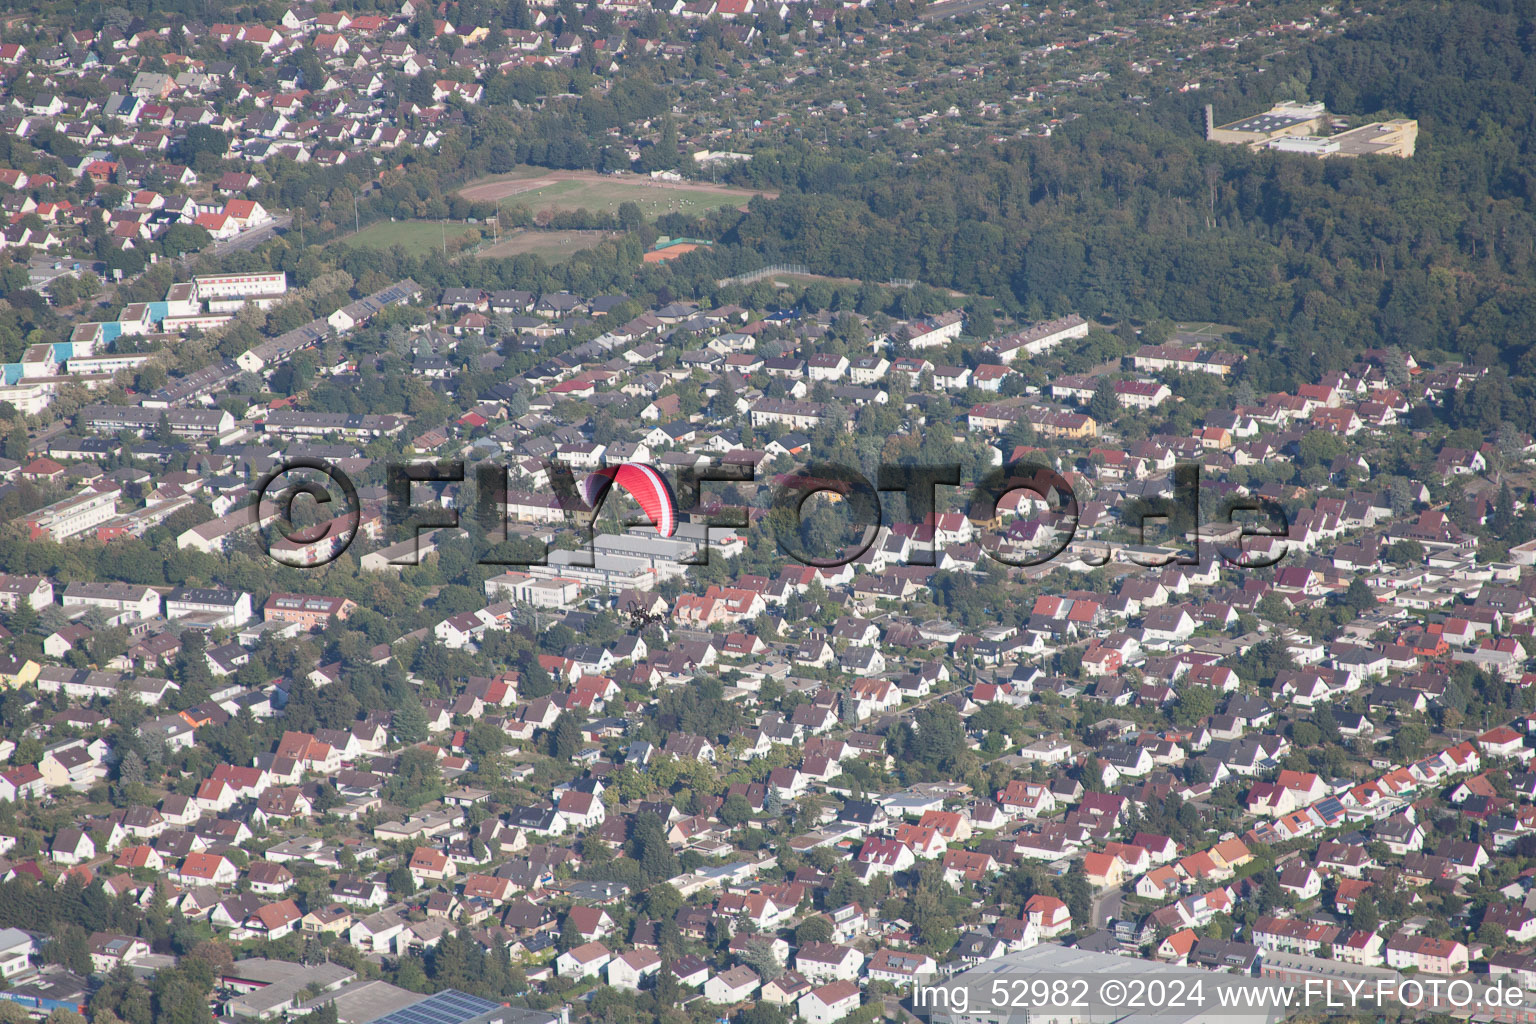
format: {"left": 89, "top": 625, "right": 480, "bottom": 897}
{"left": 580, "top": 463, "right": 679, "bottom": 538}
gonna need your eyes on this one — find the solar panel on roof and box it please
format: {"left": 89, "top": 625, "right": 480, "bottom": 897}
{"left": 366, "top": 989, "right": 501, "bottom": 1024}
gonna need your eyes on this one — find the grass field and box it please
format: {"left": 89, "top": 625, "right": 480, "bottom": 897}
{"left": 458, "top": 168, "right": 771, "bottom": 222}
{"left": 765, "top": 271, "right": 965, "bottom": 297}
{"left": 475, "top": 229, "right": 616, "bottom": 262}
{"left": 344, "top": 218, "right": 485, "bottom": 256}
{"left": 767, "top": 272, "right": 867, "bottom": 287}
{"left": 1173, "top": 322, "right": 1240, "bottom": 336}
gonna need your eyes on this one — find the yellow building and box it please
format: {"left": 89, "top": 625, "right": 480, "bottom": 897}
{"left": 1027, "top": 409, "right": 1098, "bottom": 440}
{"left": 1206, "top": 101, "right": 1327, "bottom": 149}
{"left": 1208, "top": 102, "right": 1417, "bottom": 159}
{"left": 0, "top": 655, "right": 40, "bottom": 689}
{"left": 1269, "top": 118, "right": 1418, "bottom": 158}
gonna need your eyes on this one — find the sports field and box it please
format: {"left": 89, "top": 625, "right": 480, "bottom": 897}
{"left": 1172, "top": 321, "right": 1239, "bottom": 336}
{"left": 475, "top": 229, "right": 616, "bottom": 261}
{"left": 458, "top": 167, "right": 771, "bottom": 221}
{"left": 342, "top": 218, "right": 485, "bottom": 256}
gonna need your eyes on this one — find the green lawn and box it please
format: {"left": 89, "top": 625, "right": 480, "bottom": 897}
{"left": 458, "top": 169, "right": 768, "bottom": 221}
{"left": 507, "top": 179, "right": 750, "bottom": 219}
{"left": 475, "top": 229, "right": 615, "bottom": 262}
{"left": 343, "top": 218, "right": 485, "bottom": 256}
{"left": 1172, "top": 321, "right": 1240, "bottom": 336}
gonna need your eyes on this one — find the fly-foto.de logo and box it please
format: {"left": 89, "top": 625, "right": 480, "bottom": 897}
{"left": 251, "top": 457, "right": 1289, "bottom": 570}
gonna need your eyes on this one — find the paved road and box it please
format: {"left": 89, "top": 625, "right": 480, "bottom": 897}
{"left": 212, "top": 214, "right": 291, "bottom": 256}
{"left": 27, "top": 421, "right": 69, "bottom": 457}
{"left": 1092, "top": 885, "right": 1122, "bottom": 928}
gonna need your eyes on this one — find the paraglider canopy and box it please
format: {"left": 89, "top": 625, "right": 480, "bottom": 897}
{"left": 581, "top": 463, "right": 679, "bottom": 538}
